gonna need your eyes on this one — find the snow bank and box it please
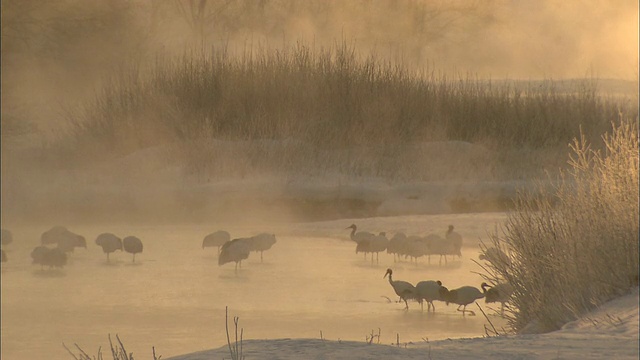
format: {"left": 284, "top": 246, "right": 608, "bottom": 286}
{"left": 168, "top": 287, "right": 638, "bottom": 360}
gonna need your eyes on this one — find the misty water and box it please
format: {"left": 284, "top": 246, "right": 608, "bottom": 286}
{"left": 1, "top": 214, "right": 508, "bottom": 359}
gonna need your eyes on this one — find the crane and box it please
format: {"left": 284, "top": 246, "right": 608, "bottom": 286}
{"left": 383, "top": 268, "right": 416, "bottom": 310}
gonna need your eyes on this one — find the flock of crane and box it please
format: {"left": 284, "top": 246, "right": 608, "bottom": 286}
{"left": 346, "top": 224, "right": 514, "bottom": 316}
{"left": 383, "top": 267, "right": 513, "bottom": 316}
{"left": 0, "top": 227, "right": 277, "bottom": 272}
{"left": 0, "top": 226, "right": 144, "bottom": 269}
{"left": 201, "top": 230, "right": 278, "bottom": 270}
{"left": 347, "top": 223, "right": 463, "bottom": 265}
{"left": 1, "top": 223, "right": 513, "bottom": 316}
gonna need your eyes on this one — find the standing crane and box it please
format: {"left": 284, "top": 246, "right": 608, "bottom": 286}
{"left": 202, "top": 230, "right": 231, "bottom": 254}
{"left": 481, "top": 282, "right": 514, "bottom": 316}
{"left": 439, "top": 285, "right": 485, "bottom": 316}
{"left": 123, "top": 236, "right": 144, "bottom": 263}
{"left": 95, "top": 233, "right": 123, "bottom": 262}
{"left": 415, "top": 280, "right": 445, "bottom": 312}
{"left": 356, "top": 232, "right": 389, "bottom": 264}
{"left": 245, "top": 233, "right": 277, "bottom": 262}
{"left": 219, "top": 238, "right": 251, "bottom": 272}
{"left": 383, "top": 268, "right": 417, "bottom": 310}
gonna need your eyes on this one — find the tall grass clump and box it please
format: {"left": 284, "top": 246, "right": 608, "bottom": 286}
{"left": 58, "top": 41, "right": 634, "bottom": 181}
{"left": 484, "top": 118, "right": 639, "bottom": 333}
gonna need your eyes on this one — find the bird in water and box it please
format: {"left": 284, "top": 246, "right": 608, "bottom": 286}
{"left": 219, "top": 238, "right": 251, "bottom": 272}
{"left": 202, "top": 230, "right": 231, "bottom": 254}
{"left": 356, "top": 232, "right": 388, "bottom": 264}
{"left": 95, "top": 233, "right": 123, "bottom": 262}
{"left": 383, "top": 268, "right": 417, "bottom": 310}
{"left": 415, "top": 280, "right": 445, "bottom": 312}
{"left": 123, "top": 236, "right": 144, "bottom": 263}
{"left": 439, "top": 285, "right": 485, "bottom": 316}
{"left": 481, "top": 282, "right": 514, "bottom": 316}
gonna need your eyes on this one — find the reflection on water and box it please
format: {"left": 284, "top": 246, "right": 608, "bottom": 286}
{"left": 1, "top": 218, "right": 508, "bottom": 359}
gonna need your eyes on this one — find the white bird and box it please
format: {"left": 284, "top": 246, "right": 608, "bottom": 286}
{"left": 42, "top": 226, "right": 86, "bottom": 255}
{"left": 383, "top": 268, "right": 417, "bottom": 310}
{"left": 403, "top": 236, "right": 428, "bottom": 264}
{"left": 56, "top": 233, "right": 87, "bottom": 254}
{"left": 479, "top": 247, "right": 512, "bottom": 268}
{"left": 415, "top": 280, "right": 444, "bottom": 312}
{"left": 439, "top": 285, "right": 485, "bottom": 316}
{"left": 202, "top": 230, "right": 231, "bottom": 254}
{"left": 95, "top": 233, "right": 123, "bottom": 262}
{"left": 41, "top": 226, "right": 70, "bottom": 245}
{"left": 245, "top": 233, "right": 277, "bottom": 262}
{"left": 481, "top": 282, "right": 514, "bottom": 316}
{"left": 356, "top": 232, "right": 388, "bottom": 264}
{"left": 424, "top": 234, "right": 457, "bottom": 266}
{"left": 387, "top": 232, "right": 407, "bottom": 262}
{"left": 31, "top": 246, "right": 67, "bottom": 270}
{"left": 123, "top": 236, "right": 144, "bottom": 263}
{"left": 346, "top": 224, "right": 375, "bottom": 244}
{"left": 218, "top": 238, "right": 251, "bottom": 271}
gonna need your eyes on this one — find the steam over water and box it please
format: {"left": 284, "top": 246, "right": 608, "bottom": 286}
{"left": 1, "top": 214, "right": 508, "bottom": 359}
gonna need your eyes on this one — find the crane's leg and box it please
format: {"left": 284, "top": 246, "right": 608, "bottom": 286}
{"left": 403, "top": 298, "right": 409, "bottom": 310}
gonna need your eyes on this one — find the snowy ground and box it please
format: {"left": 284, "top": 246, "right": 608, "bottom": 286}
{"left": 170, "top": 286, "right": 640, "bottom": 360}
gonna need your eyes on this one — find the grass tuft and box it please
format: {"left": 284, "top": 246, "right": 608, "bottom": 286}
{"left": 484, "top": 118, "right": 639, "bottom": 333}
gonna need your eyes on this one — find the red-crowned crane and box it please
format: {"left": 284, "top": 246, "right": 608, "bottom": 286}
{"left": 479, "top": 247, "right": 512, "bottom": 269}
{"left": 31, "top": 246, "right": 67, "bottom": 270}
{"left": 387, "top": 232, "right": 407, "bottom": 262}
{"left": 346, "top": 224, "right": 375, "bottom": 260}
{"left": 424, "top": 234, "right": 459, "bottom": 266}
{"left": 123, "top": 236, "right": 144, "bottom": 263}
{"left": 403, "top": 236, "right": 428, "bottom": 264}
{"left": 415, "top": 280, "right": 444, "bottom": 312}
{"left": 439, "top": 285, "right": 485, "bottom": 316}
{"left": 95, "top": 233, "right": 123, "bottom": 262}
{"left": 202, "top": 230, "right": 231, "bottom": 254}
{"left": 42, "top": 226, "right": 86, "bottom": 254}
{"left": 219, "top": 238, "right": 251, "bottom": 272}
{"left": 383, "top": 268, "right": 417, "bottom": 310}
{"left": 481, "top": 282, "right": 514, "bottom": 316}
{"left": 41, "top": 226, "right": 70, "bottom": 245}
{"left": 245, "top": 233, "right": 277, "bottom": 262}
{"left": 346, "top": 224, "right": 375, "bottom": 243}
{"left": 356, "top": 232, "right": 388, "bottom": 264}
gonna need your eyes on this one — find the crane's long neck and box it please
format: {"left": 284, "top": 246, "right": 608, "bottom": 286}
{"left": 350, "top": 227, "right": 357, "bottom": 240}
{"left": 387, "top": 273, "right": 394, "bottom": 285}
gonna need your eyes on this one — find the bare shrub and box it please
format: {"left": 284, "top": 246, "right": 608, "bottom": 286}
{"left": 485, "top": 119, "right": 639, "bottom": 333}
